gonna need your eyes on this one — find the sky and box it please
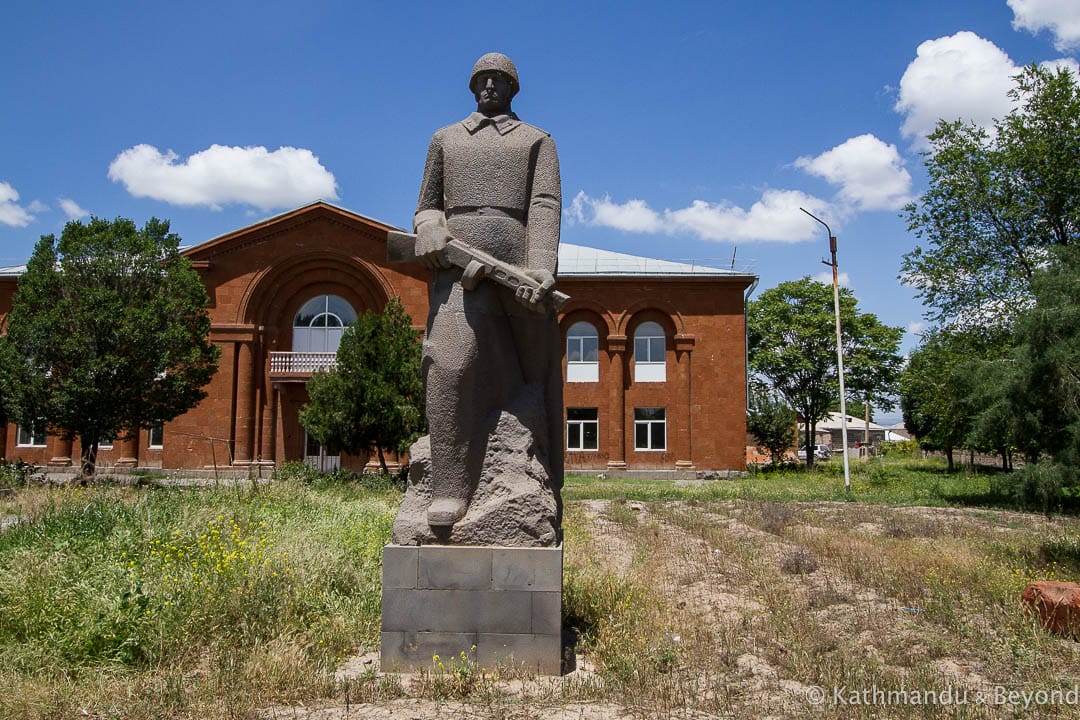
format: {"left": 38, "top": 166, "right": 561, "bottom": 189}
{"left": 2, "top": 0, "right": 1079, "bottom": 422}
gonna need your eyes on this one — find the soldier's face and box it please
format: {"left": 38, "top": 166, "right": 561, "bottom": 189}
{"left": 473, "top": 72, "right": 512, "bottom": 114}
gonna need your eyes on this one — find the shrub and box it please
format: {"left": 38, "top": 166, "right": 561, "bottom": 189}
{"left": 999, "top": 461, "right": 1079, "bottom": 514}
{"left": 0, "top": 460, "right": 39, "bottom": 490}
{"left": 879, "top": 440, "right": 918, "bottom": 457}
{"left": 780, "top": 548, "right": 818, "bottom": 574}
{"left": 271, "top": 460, "right": 321, "bottom": 485}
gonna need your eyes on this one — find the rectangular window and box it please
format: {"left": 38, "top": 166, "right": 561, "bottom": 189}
{"left": 633, "top": 335, "right": 666, "bottom": 382}
{"left": 99, "top": 432, "right": 115, "bottom": 450}
{"left": 634, "top": 407, "right": 666, "bottom": 451}
{"left": 567, "top": 335, "right": 599, "bottom": 382}
{"left": 567, "top": 408, "right": 599, "bottom": 451}
{"left": 148, "top": 424, "right": 164, "bottom": 449}
{"left": 634, "top": 336, "right": 665, "bottom": 363}
{"left": 17, "top": 420, "right": 47, "bottom": 447}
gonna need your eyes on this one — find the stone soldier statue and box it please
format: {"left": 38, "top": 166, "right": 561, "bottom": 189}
{"left": 411, "top": 52, "right": 563, "bottom": 532}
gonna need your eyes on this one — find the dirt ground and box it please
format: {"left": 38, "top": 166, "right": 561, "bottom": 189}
{"left": 262, "top": 500, "right": 1080, "bottom": 720}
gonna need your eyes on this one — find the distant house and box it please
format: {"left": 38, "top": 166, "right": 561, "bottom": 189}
{"left": 0, "top": 202, "right": 757, "bottom": 474}
{"left": 801, "top": 413, "right": 896, "bottom": 449}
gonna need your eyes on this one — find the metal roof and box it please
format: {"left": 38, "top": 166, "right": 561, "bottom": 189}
{"left": 0, "top": 244, "right": 752, "bottom": 281}
{"left": 557, "top": 243, "right": 747, "bottom": 278}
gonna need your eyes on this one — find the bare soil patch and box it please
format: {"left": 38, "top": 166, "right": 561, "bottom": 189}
{"left": 291, "top": 500, "right": 1080, "bottom": 719}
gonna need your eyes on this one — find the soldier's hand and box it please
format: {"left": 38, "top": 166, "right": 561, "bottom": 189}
{"left": 515, "top": 269, "right": 555, "bottom": 309}
{"left": 415, "top": 224, "right": 452, "bottom": 269}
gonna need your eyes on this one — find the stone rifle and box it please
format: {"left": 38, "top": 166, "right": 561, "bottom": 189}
{"left": 385, "top": 230, "right": 570, "bottom": 313}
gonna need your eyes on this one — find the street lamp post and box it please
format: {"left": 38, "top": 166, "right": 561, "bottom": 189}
{"left": 800, "top": 208, "right": 851, "bottom": 492}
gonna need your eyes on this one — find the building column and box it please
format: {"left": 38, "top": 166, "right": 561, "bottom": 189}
{"left": 606, "top": 335, "right": 627, "bottom": 470}
{"left": 273, "top": 383, "right": 287, "bottom": 464}
{"left": 674, "top": 334, "right": 696, "bottom": 470}
{"left": 261, "top": 380, "right": 279, "bottom": 464}
{"left": 256, "top": 327, "right": 277, "bottom": 464}
{"left": 234, "top": 339, "right": 256, "bottom": 463}
{"left": 115, "top": 433, "right": 138, "bottom": 468}
{"left": 48, "top": 436, "right": 73, "bottom": 467}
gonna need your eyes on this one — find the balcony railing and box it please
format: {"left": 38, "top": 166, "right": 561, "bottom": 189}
{"left": 269, "top": 351, "right": 337, "bottom": 376}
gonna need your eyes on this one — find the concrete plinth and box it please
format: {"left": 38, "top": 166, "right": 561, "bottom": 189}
{"left": 380, "top": 544, "right": 563, "bottom": 675}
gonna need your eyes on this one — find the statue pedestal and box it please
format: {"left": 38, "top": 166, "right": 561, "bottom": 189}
{"left": 380, "top": 544, "right": 562, "bottom": 675}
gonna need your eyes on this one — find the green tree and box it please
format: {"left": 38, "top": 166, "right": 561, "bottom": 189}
{"left": 899, "top": 330, "right": 988, "bottom": 472}
{"left": 299, "top": 297, "right": 425, "bottom": 474}
{"left": 746, "top": 385, "right": 796, "bottom": 466}
{"left": 748, "top": 277, "right": 904, "bottom": 467}
{"left": 901, "top": 65, "right": 1080, "bottom": 331}
{"left": 0, "top": 217, "right": 219, "bottom": 478}
{"left": 1007, "top": 245, "right": 1080, "bottom": 465}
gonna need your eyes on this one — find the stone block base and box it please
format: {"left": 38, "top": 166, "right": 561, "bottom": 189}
{"left": 380, "top": 544, "right": 562, "bottom": 675}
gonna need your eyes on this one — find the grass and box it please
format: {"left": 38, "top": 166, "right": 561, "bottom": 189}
{"left": 1, "top": 456, "right": 1079, "bottom": 718}
{"left": 565, "top": 453, "right": 1037, "bottom": 510}
{"left": 0, "top": 475, "right": 398, "bottom": 719}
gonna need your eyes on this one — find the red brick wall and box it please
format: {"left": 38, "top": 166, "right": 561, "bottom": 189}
{"left": 559, "top": 276, "right": 751, "bottom": 471}
{"left": 0, "top": 204, "right": 753, "bottom": 473}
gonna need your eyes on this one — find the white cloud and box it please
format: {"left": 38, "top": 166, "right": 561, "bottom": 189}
{"left": 567, "top": 189, "right": 835, "bottom": 243}
{"left": 1009, "top": 0, "right": 1080, "bottom": 51}
{"left": 27, "top": 200, "right": 49, "bottom": 213}
{"left": 906, "top": 321, "right": 925, "bottom": 335}
{"left": 1040, "top": 56, "right": 1080, "bottom": 75}
{"left": 813, "top": 270, "right": 851, "bottom": 288}
{"left": 58, "top": 197, "right": 89, "bottom": 219}
{"left": 108, "top": 144, "right": 339, "bottom": 211}
{"left": 0, "top": 181, "right": 36, "bottom": 227}
{"left": 569, "top": 193, "right": 664, "bottom": 233}
{"left": 794, "top": 134, "right": 912, "bottom": 211}
{"left": 895, "top": 32, "right": 1019, "bottom": 146}
{"left": 894, "top": 31, "right": 1079, "bottom": 147}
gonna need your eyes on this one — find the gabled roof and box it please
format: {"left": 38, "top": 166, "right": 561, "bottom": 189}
{"left": 182, "top": 200, "right": 397, "bottom": 258}
{"left": 806, "top": 413, "right": 890, "bottom": 432}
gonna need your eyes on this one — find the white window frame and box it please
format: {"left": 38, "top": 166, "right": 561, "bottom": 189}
{"left": 566, "top": 408, "right": 599, "bottom": 451}
{"left": 566, "top": 321, "right": 600, "bottom": 383}
{"left": 17, "top": 420, "right": 47, "bottom": 448}
{"left": 148, "top": 424, "right": 164, "bottom": 450}
{"left": 292, "top": 295, "right": 357, "bottom": 354}
{"left": 634, "top": 407, "right": 667, "bottom": 451}
{"left": 633, "top": 321, "right": 666, "bottom": 382}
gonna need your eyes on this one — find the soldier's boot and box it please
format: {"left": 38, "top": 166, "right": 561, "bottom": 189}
{"left": 427, "top": 496, "right": 467, "bottom": 526}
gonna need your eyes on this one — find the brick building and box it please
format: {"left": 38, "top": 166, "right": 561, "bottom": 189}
{"left": 0, "top": 202, "right": 756, "bottom": 473}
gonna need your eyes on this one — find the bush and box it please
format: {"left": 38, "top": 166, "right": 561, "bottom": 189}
{"left": 878, "top": 440, "right": 918, "bottom": 457}
{"left": 0, "top": 460, "right": 39, "bottom": 490}
{"left": 271, "top": 460, "right": 321, "bottom": 485}
{"left": 1004, "top": 462, "right": 1079, "bottom": 514}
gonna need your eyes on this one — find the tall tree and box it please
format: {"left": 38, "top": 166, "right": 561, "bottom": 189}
{"left": 1006, "top": 245, "right": 1080, "bottom": 465}
{"left": 746, "top": 385, "right": 796, "bottom": 466}
{"left": 299, "top": 297, "right": 425, "bottom": 473}
{"left": 0, "top": 217, "right": 219, "bottom": 478}
{"left": 748, "top": 278, "right": 904, "bottom": 467}
{"left": 899, "top": 330, "right": 979, "bottom": 472}
{"left": 901, "top": 64, "right": 1080, "bottom": 331}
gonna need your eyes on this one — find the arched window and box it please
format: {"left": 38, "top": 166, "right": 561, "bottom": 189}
{"left": 292, "top": 295, "right": 357, "bottom": 353}
{"left": 633, "top": 321, "right": 666, "bottom": 382}
{"left": 566, "top": 321, "right": 599, "bottom": 382}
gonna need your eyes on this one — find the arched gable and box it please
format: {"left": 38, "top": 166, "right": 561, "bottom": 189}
{"left": 617, "top": 299, "right": 685, "bottom": 337}
{"left": 559, "top": 298, "right": 616, "bottom": 336}
{"left": 238, "top": 253, "right": 396, "bottom": 336}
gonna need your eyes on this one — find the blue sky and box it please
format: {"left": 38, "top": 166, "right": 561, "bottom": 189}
{"left": 2, "top": 0, "right": 1078, "bottom": 381}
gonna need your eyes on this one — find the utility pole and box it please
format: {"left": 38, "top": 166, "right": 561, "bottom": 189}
{"left": 800, "top": 208, "right": 851, "bottom": 492}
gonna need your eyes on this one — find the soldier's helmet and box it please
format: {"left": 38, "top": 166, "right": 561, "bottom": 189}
{"left": 469, "top": 53, "right": 520, "bottom": 98}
